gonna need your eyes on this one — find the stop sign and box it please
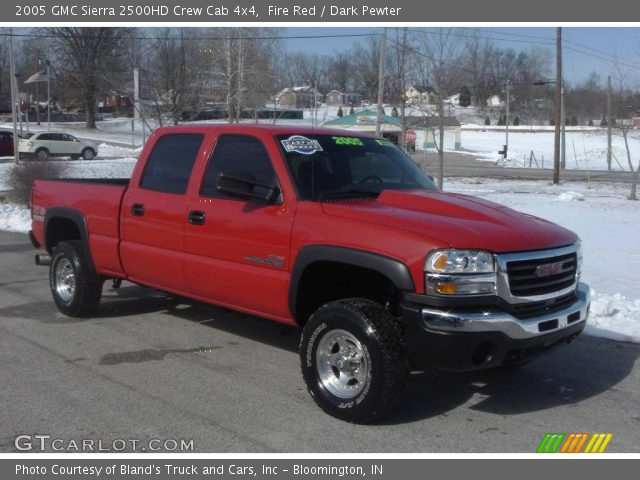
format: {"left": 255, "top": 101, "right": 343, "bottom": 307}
{"left": 405, "top": 129, "right": 417, "bottom": 144}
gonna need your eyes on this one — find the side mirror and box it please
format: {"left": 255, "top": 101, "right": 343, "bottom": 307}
{"left": 216, "top": 173, "right": 280, "bottom": 204}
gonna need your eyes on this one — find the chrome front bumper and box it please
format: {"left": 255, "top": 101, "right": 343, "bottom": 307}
{"left": 420, "top": 282, "right": 590, "bottom": 340}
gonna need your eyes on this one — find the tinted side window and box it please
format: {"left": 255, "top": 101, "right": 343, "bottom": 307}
{"left": 200, "top": 135, "right": 276, "bottom": 199}
{"left": 38, "top": 133, "right": 52, "bottom": 141}
{"left": 140, "top": 134, "right": 203, "bottom": 194}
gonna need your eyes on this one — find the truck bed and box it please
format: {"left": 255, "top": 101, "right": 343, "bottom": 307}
{"left": 31, "top": 178, "right": 130, "bottom": 277}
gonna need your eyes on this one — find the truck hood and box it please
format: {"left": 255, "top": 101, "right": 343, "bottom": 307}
{"left": 321, "top": 189, "right": 577, "bottom": 252}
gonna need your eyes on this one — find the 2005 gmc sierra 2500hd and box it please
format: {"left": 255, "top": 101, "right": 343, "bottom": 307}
{"left": 29, "top": 125, "right": 590, "bottom": 422}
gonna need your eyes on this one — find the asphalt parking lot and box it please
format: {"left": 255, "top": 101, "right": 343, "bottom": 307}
{"left": 1, "top": 230, "right": 639, "bottom": 452}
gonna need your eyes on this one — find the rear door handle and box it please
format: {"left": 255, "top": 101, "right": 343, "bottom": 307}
{"left": 130, "top": 203, "right": 145, "bottom": 217}
{"left": 188, "top": 210, "right": 206, "bottom": 225}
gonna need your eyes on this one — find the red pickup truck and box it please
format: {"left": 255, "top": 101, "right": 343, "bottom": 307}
{"left": 29, "top": 125, "right": 590, "bottom": 423}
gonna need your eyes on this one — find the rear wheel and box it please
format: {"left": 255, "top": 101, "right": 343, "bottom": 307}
{"left": 300, "top": 298, "right": 409, "bottom": 423}
{"left": 81, "top": 148, "right": 95, "bottom": 160}
{"left": 49, "top": 241, "right": 102, "bottom": 317}
{"left": 36, "top": 148, "right": 49, "bottom": 160}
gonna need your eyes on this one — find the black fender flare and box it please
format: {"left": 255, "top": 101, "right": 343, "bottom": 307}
{"left": 288, "top": 245, "right": 415, "bottom": 321}
{"left": 43, "top": 207, "right": 94, "bottom": 269}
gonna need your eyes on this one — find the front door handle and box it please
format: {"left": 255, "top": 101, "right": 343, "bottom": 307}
{"left": 188, "top": 210, "right": 206, "bottom": 225}
{"left": 131, "top": 203, "right": 145, "bottom": 217}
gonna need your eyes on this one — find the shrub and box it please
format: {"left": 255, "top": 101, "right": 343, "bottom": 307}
{"left": 337, "top": 106, "right": 344, "bottom": 117}
{"left": 6, "top": 161, "right": 68, "bottom": 206}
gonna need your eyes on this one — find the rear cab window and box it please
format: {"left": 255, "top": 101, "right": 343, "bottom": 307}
{"left": 140, "top": 134, "right": 204, "bottom": 194}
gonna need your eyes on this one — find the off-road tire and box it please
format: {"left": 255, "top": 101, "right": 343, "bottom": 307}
{"left": 300, "top": 298, "right": 409, "bottom": 423}
{"left": 49, "top": 240, "right": 102, "bottom": 317}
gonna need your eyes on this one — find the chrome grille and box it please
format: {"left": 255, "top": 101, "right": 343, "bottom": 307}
{"left": 506, "top": 252, "right": 577, "bottom": 296}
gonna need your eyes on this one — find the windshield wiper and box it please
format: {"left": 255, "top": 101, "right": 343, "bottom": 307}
{"left": 318, "top": 189, "right": 380, "bottom": 202}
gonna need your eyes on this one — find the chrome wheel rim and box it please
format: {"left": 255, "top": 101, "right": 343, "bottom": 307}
{"left": 54, "top": 258, "right": 76, "bottom": 303}
{"left": 316, "top": 329, "right": 368, "bottom": 399}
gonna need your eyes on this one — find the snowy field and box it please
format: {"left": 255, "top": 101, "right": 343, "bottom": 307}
{"left": 458, "top": 127, "right": 640, "bottom": 171}
{"left": 0, "top": 157, "right": 638, "bottom": 343}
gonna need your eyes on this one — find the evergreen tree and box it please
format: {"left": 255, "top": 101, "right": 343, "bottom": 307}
{"left": 337, "top": 106, "right": 344, "bottom": 118}
{"left": 484, "top": 116, "right": 491, "bottom": 126}
{"left": 459, "top": 86, "right": 471, "bottom": 107}
{"left": 513, "top": 116, "right": 520, "bottom": 126}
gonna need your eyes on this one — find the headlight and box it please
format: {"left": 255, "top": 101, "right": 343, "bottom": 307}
{"left": 426, "top": 249, "right": 495, "bottom": 274}
{"left": 425, "top": 249, "right": 496, "bottom": 297}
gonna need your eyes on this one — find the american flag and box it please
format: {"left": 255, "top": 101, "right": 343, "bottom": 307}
{"left": 24, "top": 68, "right": 48, "bottom": 84}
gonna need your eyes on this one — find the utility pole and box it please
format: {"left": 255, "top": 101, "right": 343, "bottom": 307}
{"left": 607, "top": 75, "right": 612, "bottom": 170}
{"left": 9, "top": 29, "right": 19, "bottom": 164}
{"left": 505, "top": 79, "right": 510, "bottom": 159}
{"left": 375, "top": 27, "right": 387, "bottom": 137}
{"left": 561, "top": 80, "right": 566, "bottom": 169}
{"left": 553, "top": 27, "right": 562, "bottom": 185}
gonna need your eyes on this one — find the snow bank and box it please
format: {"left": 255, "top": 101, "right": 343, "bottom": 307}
{"left": 0, "top": 203, "right": 30, "bottom": 233}
{"left": 587, "top": 292, "right": 640, "bottom": 343}
{"left": 555, "top": 191, "right": 585, "bottom": 202}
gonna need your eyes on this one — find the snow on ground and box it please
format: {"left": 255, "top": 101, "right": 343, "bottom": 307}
{"left": 459, "top": 128, "right": 640, "bottom": 171}
{"left": 0, "top": 202, "right": 30, "bottom": 234}
{"left": 446, "top": 178, "right": 640, "bottom": 343}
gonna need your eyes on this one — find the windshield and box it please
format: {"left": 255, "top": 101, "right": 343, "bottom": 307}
{"left": 277, "top": 134, "right": 436, "bottom": 201}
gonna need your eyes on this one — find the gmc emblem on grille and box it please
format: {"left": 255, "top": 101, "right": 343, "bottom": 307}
{"left": 535, "top": 261, "right": 563, "bottom": 277}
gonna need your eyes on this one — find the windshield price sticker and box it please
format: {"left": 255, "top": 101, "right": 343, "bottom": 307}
{"left": 375, "top": 139, "right": 395, "bottom": 147}
{"left": 281, "top": 135, "right": 323, "bottom": 155}
{"left": 332, "top": 136, "right": 364, "bottom": 146}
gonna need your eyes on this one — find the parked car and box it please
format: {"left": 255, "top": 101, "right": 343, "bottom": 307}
{"left": 0, "top": 130, "right": 15, "bottom": 157}
{"left": 19, "top": 132, "right": 98, "bottom": 160}
{"left": 29, "top": 125, "right": 589, "bottom": 423}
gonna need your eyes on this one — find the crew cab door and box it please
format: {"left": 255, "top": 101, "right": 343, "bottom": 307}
{"left": 120, "top": 133, "right": 205, "bottom": 291}
{"left": 184, "top": 133, "right": 295, "bottom": 320}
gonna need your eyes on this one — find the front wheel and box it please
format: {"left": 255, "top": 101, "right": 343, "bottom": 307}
{"left": 49, "top": 241, "right": 103, "bottom": 317}
{"left": 300, "top": 298, "right": 409, "bottom": 423}
{"left": 81, "top": 148, "right": 95, "bottom": 160}
{"left": 36, "top": 148, "right": 49, "bottom": 160}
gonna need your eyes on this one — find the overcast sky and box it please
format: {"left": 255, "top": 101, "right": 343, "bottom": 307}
{"left": 282, "top": 27, "right": 640, "bottom": 87}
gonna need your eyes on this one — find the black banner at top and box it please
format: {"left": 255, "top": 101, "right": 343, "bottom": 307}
{"left": 6, "top": 0, "right": 640, "bottom": 22}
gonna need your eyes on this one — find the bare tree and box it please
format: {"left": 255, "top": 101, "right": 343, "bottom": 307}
{"left": 144, "top": 28, "right": 208, "bottom": 126}
{"left": 352, "top": 37, "right": 382, "bottom": 103}
{"left": 417, "top": 28, "right": 465, "bottom": 190}
{"left": 46, "top": 27, "right": 132, "bottom": 128}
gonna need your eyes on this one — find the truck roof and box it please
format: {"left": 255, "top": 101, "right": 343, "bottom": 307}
{"left": 149, "top": 123, "right": 376, "bottom": 138}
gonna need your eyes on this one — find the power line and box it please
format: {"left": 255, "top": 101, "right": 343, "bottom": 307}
{"left": 0, "top": 30, "right": 380, "bottom": 42}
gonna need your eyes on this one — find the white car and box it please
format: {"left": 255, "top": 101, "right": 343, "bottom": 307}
{"left": 19, "top": 132, "right": 98, "bottom": 160}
